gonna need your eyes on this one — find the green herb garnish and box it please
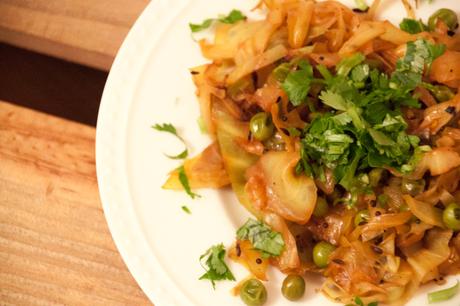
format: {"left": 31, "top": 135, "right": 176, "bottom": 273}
{"left": 152, "top": 123, "right": 188, "bottom": 159}
{"left": 336, "top": 53, "right": 366, "bottom": 77}
{"left": 427, "top": 281, "right": 459, "bottom": 303}
{"left": 400, "top": 18, "right": 427, "bottom": 34}
{"left": 218, "top": 9, "right": 246, "bottom": 24}
{"left": 281, "top": 60, "right": 315, "bottom": 106}
{"left": 345, "top": 297, "right": 379, "bottom": 306}
{"left": 178, "top": 166, "right": 201, "bottom": 199}
{"left": 392, "top": 38, "right": 446, "bottom": 86}
{"left": 181, "top": 206, "right": 192, "bottom": 214}
{"left": 189, "top": 19, "right": 214, "bottom": 33}
{"left": 199, "top": 244, "right": 235, "bottom": 289}
{"left": 297, "top": 39, "right": 446, "bottom": 199}
{"left": 189, "top": 9, "right": 246, "bottom": 33}
{"left": 236, "top": 219, "right": 285, "bottom": 258}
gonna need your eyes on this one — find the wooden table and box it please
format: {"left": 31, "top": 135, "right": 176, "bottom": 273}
{"left": 0, "top": 101, "right": 152, "bottom": 305}
{"left": 0, "top": 0, "right": 150, "bottom": 71}
{"left": 0, "top": 0, "right": 155, "bottom": 306}
{"left": 0, "top": 1, "right": 153, "bottom": 304}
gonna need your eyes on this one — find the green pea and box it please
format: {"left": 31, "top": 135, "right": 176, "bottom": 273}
{"left": 401, "top": 178, "right": 425, "bottom": 196}
{"left": 281, "top": 275, "right": 306, "bottom": 301}
{"left": 354, "top": 210, "right": 370, "bottom": 227}
{"left": 313, "top": 197, "right": 329, "bottom": 218}
{"left": 428, "top": 8, "right": 459, "bottom": 31}
{"left": 443, "top": 203, "right": 460, "bottom": 231}
{"left": 431, "top": 85, "right": 455, "bottom": 103}
{"left": 313, "top": 241, "right": 336, "bottom": 268}
{"left": 273, "top": 63, "right": 291, "bottom": 82}
{"left": 240, "top": 279, "right": 267, "bottom": 306}
{"left": 250, "top": 112, "right": 274, "bottom": 142}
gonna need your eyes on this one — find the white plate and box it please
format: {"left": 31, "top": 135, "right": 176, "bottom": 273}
{"left": 96, "top": 1, "right": 460, "bottom": 305}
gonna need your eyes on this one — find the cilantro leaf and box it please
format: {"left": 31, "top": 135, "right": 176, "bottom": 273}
{"left": 189, "top": 10, "right": 246, "bottom": 33}
{"left": 339, "top": 149, "right": 364, "bottom": 190}
{"left": 368, "top": 129, "right": 396, "bottom": 146}
{"left": 152, "top": 123, "right": 189, "bottom": 159}
{"left": 236, "top": 219, "right": 285, "bottom": 258}
{"left": 199, "top": 244, "right": 235, "bottom": 289}
{"left": 355, "top": 297, "right": 365, "bottom": 306}
{"left": 392, "top": 39, "right": 446, "bottom": 88}
{"left": 351, "top": 64, "right": 370, "bottom": 83}
{"left": 181, "top": 206, "right": 191, "bottom": 214}
{"left": 178, "top": 166, "right": 201, "bottom": 199}
{"left": 282, "top": 60, "right": 314, "bottom": 106}
{"left": 345, "top": 298, "right": 379, "bottom": 306}
{"left": 189, "top": 19, "right": 214, "bottom": 33}
{"left": 336, "top": 53, "right": 366, "bottom": 76}
{"left": 319, "top": 90, "right": 348, "bottom": 111}
{"left": 219, "top": 9, "right": 246, "bottom": 24}
{"left": 152, "top": 123, "right": 178, "bottom": 134}
{"left": 400, "top": 18, "right": 426, "bottom": 34}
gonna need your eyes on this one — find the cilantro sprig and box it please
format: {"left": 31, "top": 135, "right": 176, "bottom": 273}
{"left": 281, "top": 60, "right": 315, "bottom": 106}
{"left": 178, "top": 166, "right": 201, "bottom": 199}
{"left": 152, "top": 123, "right": 188, "bottom": 160}
{"left": 236, "top": 219, "right": 285, "bottom": 258}
{"left": 199, "top": 244, "right": 235, "bottom": 289}
{"left": 400, "top": 18, "right": 427, "bottom": 34}
{"left": 189, "top": 10, "right": 246, "bottom": 33}
{"left": 153, "top": 123, "right": 200, "bottom": 199}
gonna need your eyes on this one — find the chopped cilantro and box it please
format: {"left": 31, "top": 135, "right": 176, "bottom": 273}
{"left": 199, "top": 244, "right": 235, "bottom": 289}
{"left": 236, "top": 219, "right": 285, "bottom": 258}
{"left": 355, "top": 297, "right": 365, "bottom": 306}
{"left": 189, "top": 19, "right": 213, "bottom": 33}
{"left": 297, "top": 40, "right": 444, "bottom": 196}
{"left": 319, "top": 90, "right": 348, "bottom": 111}
{"left": 218, "top": 9, "right": 246, "bottom": 24}
{"left": 345, "top": 297, "right": 378, "bottom": 306}
{"left": 336, "top": 53, "right": 366, "bottom": 77}
{"left": 152, "top": 123, "right": 189, "bottom": 159}
{"left": 400, "top": 18, "right": 427, "bottom": 34}
{"left": 281, "top": 60, "right": 314, "bottom": 106}
{"left": 392, "top": 38, "right": 446, "bottom": 87}
{"left": 181, "top": 206, "right": 191, "bottom": 214}
{"left": 351, "top": 64, "right": 370, "bottom": 84}
{"left": 152, "top": 123, "right": 178, "bottom": 134}
{"left": 178, "top": 166, "right": 201, "bottom": 199}
{"left": 189, "top": 10, "right": 246, "bottom": 33}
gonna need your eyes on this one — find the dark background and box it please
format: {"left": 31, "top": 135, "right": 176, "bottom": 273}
{"left": 0, "top": 43, "right": 107, "bottom": 126}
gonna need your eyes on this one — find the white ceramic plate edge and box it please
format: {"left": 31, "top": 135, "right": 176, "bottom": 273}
{"left": 96, "top": 1, "right": 195, "bottom": 305}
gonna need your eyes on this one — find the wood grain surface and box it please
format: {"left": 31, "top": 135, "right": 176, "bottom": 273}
{"left": 0, "top": 0, "right": 149, "bottom": 71}
{"left": 0, "top": 101, "right": 152, "bottom": 305}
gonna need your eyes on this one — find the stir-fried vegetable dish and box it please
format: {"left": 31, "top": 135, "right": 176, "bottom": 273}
{"left": 160, "top": 0, "right": 460, "bottom": 305}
